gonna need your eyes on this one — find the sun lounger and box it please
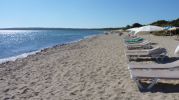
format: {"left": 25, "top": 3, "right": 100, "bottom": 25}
{"left": 128, "top": 60, "right": 179, "bottom": 69}
{"left": 123, "top": 35, "right": 138, "bottom": 40}
{"left": 124, "top": 40, "right": 152, "bottom": 50}
{"left": 125, "top": 46, "right": 167, "bottom": 61}
{"left": 128, "top": 60, "right": 179, "bottom": 90}
{"left": 125, "top": 37, "right": 144, "bottom": 44}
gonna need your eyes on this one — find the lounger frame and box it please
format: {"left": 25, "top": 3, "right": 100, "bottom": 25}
{"left": 128, "top": 62, "right": 179, "bottom": 90}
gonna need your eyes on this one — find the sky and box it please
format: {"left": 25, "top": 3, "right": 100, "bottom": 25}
{"left": 0, "top": 0, "right": 179, "bottom": 28}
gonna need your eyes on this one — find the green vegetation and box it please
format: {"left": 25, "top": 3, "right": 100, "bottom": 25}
{"left": 150, "top": 20, "right": 169, "bottom": 26}
{"left": 151, "top": 18, "right": 179, "bottom": 27}
{"left": 123, "top": 18, "right": 179, "bottom": 30}
{"left": 122, "top": 18, "right": 179, "bottom": 36}
{"left": 123, "top": 23, "right": 143, "bottom": 30}
{"left": 150, "top": 31, "right": 167, "bottom": 36}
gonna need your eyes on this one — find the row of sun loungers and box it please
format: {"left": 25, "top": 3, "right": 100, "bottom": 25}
{"left": 123, "top": 35, "right": 179, "bottom": 90}
{"left": 124, "top": 37, "right": 167, "bottom": 62}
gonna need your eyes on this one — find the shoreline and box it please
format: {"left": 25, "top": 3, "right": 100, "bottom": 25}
{"left": 1, "top": 33, "right": 179, "bottom": 99}
{"left": 0, "top": 34, "right": 103, "bottom": 64}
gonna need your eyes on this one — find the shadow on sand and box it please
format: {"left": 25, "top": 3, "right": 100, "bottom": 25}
{"left": 150, "top": 42, "right": 158, "bottom": 45}
{"left": 139, "top": 82, "right": 179, "bottom": 93}
{"left": 132, "top": 57, "right": 179, "bottom": 64}
{"left": 158, "top": 57, "right": 179, "bottom": 64}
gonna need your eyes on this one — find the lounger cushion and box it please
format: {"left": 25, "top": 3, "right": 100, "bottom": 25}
{"left": 130, "top": 69, "right": 179, "bottom": 79}
{"left": 128, "top": 60, "right": 179, "bottom": 69}
{"left": 125, "top": 38, "right": 144, "bottom": 43}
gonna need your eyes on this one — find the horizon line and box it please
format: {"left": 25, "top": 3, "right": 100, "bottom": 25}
{"left": 0, "top": 27, "right": 122, "bottom": 30}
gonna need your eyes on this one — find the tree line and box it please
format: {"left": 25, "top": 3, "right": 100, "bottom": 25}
{"left": 123, "top": 18, "right": 179, "bottom": 30}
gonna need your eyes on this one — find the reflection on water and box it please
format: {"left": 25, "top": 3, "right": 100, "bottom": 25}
{"left": 0, "top": 29, "right": 103, "bottom": 60}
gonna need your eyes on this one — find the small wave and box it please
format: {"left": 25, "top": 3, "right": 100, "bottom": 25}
{"left": 0, "top": 50, "right": 40, "bottom": 64}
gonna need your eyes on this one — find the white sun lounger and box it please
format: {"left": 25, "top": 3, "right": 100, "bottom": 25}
{"left": 123, "top": 36, "right": 139, "bottom": 40}
{"left": 125, "top": 46, "right": 167, "bottom": 61}
{"left": 128, "top": 60, "right": 179, "bottom": 90}
{"left": 124, "top": 40, "right": 151, "bottom": 50}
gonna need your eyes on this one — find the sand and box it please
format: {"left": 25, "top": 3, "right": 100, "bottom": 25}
{"left": 1, "top": 33, "right": 179, "bottom": 100}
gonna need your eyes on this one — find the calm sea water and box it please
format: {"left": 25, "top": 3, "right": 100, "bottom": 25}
{"left": 0, "top": 29, "right": 104, "bottom": 62}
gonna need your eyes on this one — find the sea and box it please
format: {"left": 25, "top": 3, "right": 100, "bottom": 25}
{"left": 0, "top": 29, "right": 105, "bottom": 63}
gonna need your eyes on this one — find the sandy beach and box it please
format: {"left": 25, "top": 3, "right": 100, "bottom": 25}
{"left": 1, "top": 33, "right": 179, "bottom": 100}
